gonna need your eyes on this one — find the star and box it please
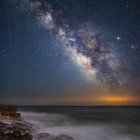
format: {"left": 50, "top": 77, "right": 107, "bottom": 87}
{"left": 117, "top": 37, "right": 120, "bottom": 40}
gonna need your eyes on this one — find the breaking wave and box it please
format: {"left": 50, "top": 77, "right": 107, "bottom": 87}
{"left": 20, "top": 110, "right": 140, "bottom": 140}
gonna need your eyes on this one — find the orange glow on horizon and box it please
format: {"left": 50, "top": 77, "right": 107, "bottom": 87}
{"left": 42, "top": 95, "right": 139, "bottom": 105}
{"left": 94, "top": 95, "right": 138, "bottom": 105}
{"left": 10, "top": 94, "right": 140, "bottom": 105}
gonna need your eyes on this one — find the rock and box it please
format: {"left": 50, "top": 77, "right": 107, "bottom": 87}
{"left": 0, "top": 104, "right": 21, "bottom": 119}
{"left": 55, "top": 135, "right": 74, "bottom": 140}
{"left": 0, "top": 131, "right": 5, "bottom": 140}
{"left": 0, "top": 121, "right": 33, "bottom": 140}
{"left": 0, "top": 104, "right": 17, "bottom": 112}
{"left": 9, "top": 122, "right": 33, "bottom": 134}
{"left": 5, "top": 131, "right": 32, "bottom": 140}
{"left": 0, "top": 122, "right": 9, "bottom": 130}
{"left": 1, "top": 131, "right": 32, "bottom": 140}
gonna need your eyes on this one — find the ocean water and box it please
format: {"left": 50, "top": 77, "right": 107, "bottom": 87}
{"left": 18, "top": 106, "right": 140, "bottom": 140}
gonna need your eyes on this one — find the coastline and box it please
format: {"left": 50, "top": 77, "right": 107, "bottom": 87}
{"left": 0, "top": 105, "right": 74, "bottom": 140}
{"left": 1, "top": 105, "right": 140, "bottom": 140}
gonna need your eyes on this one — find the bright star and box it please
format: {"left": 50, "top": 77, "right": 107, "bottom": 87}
{"left": 117, "top": 37, "right": 120, "bottom": 40}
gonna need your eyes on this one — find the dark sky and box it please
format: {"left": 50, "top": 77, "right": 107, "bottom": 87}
{"left": 0, "top": 0, "right": 140, "bottom": 105}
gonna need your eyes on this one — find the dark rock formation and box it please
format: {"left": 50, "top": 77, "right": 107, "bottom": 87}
{"left": 0, "top": 105, "right": 17, "bottom": 112}
{"left": 0, "top": 121, "right": 33, "bottom": 140}
{"left": 3, "top": 131, "right": 32, "bottom": 140}
{"left": 0, "top": 105, "right": 74, "bottom": 140}
{"left": 0, "top": 105, "right": 21, "bottom": 118}
{"left": 0, "top": 120, "right": 75, "bottom": 140}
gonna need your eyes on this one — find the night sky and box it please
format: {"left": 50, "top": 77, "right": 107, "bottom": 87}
{"left": 0, "top": 0, "right": 140, "bottom": 105}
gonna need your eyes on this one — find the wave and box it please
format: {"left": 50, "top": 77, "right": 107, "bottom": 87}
{"left": 20, "top": 111, "right": 140, "bottom": 140}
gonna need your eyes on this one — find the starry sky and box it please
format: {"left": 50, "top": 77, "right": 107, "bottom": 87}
{"left": 0, "top": 0, "right": 140, "bottom": 105}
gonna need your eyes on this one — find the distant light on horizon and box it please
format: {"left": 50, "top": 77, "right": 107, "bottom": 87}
{"left": 94, "top": 95, "right": 138, "bottom": 105}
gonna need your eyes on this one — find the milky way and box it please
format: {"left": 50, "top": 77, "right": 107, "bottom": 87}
{"left": 1, "top": 0, "right": 140, "bottom": 105}
{"left": 30, "top": 1, "right": 123, "bottom": 91}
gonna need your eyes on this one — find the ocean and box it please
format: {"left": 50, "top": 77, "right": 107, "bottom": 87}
{"left": 18, "top": 106, "right": 140, "bottom": 140}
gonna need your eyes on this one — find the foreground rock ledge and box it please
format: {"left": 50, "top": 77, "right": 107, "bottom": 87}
{"left": 0, "top": 105, "right": 74, "bottom": 140}
{"left": 0, "top": 121, "right": 74, "bottom": 140}
{"left": 0, "top": 104, "right": 21, "bottom": 119}
{"left": 0, "top": 121, "right": 33, "bottom": 140}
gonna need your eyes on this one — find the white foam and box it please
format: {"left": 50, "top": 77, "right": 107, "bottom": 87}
{"left": 20, "top": 111, "right": 139, "bottom": 140}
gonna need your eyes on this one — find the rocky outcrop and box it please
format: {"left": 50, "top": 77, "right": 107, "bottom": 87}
{"left": 0, "top": 105, "right": 21, "bottom": 118}
{"left": 0, "top": 121, "right": 34, "bottom": 140}
{"left": 0, "top": 105, "right": 17, "bottom": 112}
{"left": 0, "top": 105, "right": 74, "bottom": 140}
{"left": 0, "top": 121, "right": 74, "bottom": 140}
{"left": 0, "top": 131, "right": 32, "bottom": 140}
